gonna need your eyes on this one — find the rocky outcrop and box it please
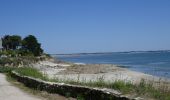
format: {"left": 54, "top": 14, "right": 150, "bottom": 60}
{"left": 10, "top": 71, "right": 135, "bottom": 100}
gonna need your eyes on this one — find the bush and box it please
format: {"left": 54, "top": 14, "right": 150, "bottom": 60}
{"left": 0, "top": 66, "right": 16, "bottom": 73}
{"left": 17, "top": 49, "right": 34, "bottom": 56}
{"left": 0, "top": 58, "right": 13, "bottom": 65}
{"left": 0, "top": 57, "right": 22, "bottom": 66}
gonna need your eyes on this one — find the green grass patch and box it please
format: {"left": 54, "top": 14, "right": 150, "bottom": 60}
{"left": 14, "top": 67, "right": 48, "bottom": 80}
{"left": 0, "top": 66, "right": 16, "bottom": 73}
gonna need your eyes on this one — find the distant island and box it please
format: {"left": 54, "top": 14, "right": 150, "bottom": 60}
{"left": 52, "top": 50, "right": 170, "bottom": 56}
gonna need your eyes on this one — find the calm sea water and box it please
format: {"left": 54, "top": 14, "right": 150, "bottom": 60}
{"left": 54, "top": 51, "right": 170, "bottom": 79}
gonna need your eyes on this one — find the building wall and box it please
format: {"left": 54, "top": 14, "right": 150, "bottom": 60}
{"left": 0, "top": 38, "right": 3, "bottom": 50}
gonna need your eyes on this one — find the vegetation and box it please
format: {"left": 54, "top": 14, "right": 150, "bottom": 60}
{"left": 22, "top": 35, "right": 43, "bottom": 56}
{"left": 15, "top": 67, "right": 48, "bottom": 80}
{"left": 0, "top": 66, "right": 16, "bottom": 73}
{"left": 2, "top": 35, "right": 21, "bottom": 50}
{"left": 1, "top": 35, "right": 43, "bottom": 56}
{"left": 12, "top": 67, "right": 170, "bottom": 100}
{"left": 0, "top": 56, "right": 46, "bottom": 67}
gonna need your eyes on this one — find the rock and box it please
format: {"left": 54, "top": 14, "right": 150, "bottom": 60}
{"left": 133, "top": 97, "right": 144, "bottom": 100}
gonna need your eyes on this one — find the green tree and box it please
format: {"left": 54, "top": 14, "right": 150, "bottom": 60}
{"left": 2, "top": 35, "right": 11, "bottom": 50}
{"left": 22, "top": 35, "right": 43, "bottom": 56}
{"left": 2, "top": 35, "right": 22, "bottom": 50}
{"left": 10, "top": 35, "right": 22, "bottom": 50}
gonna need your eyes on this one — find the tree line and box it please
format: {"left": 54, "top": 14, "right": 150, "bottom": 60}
{"left": 1, "top": 35, "right": 43, "bottom": 56}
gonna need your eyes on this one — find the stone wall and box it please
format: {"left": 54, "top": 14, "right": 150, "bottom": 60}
{"left": 11, "top": 71, "right": 133, "bottom": 100}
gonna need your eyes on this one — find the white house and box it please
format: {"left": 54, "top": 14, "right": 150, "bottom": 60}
{"left": 0, "top": 37, "right": 3, "bottom": 51}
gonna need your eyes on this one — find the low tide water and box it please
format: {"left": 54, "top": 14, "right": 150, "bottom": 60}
{"left": 54, "top": 51, "right": 170, "bottom": 79}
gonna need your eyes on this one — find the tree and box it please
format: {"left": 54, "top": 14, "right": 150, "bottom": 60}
{"left": 2, "top": 35, "right": 22, "bottom": 50}
{"left": 22, "top": 35, "right": 43, "bottom": 56}
{"left": 10, "top": 35, "right": 22, "bottom": 50}
{"left": 2, "top": 35, "right": 11, "bottom": 50}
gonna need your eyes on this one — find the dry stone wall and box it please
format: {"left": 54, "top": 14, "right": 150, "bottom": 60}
{"left": 11, "top": 71, "right": 134, "bottom": 100}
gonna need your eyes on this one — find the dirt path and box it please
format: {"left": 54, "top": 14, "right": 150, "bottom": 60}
{"left": 0, "top": 73, "right": 42, "bottom": 100}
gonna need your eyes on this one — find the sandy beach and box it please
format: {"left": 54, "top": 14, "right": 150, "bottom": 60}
{"left": 33, "top": 60, "right": 170, "bottom": 85}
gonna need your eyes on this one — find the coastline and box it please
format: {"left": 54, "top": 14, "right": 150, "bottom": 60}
{"left": 55, "top": 51, "right": 170, "bottom": 79}
{"left": 32, "top": 59, "right": 170, "bottom": 86}
{"left": 5, "top": 56, "right": 169, "bottom": 100}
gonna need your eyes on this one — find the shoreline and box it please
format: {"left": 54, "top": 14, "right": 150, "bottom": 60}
{"left": 32, "top": 59, "right": 170, "bottom": 85}
{"left": 55, "top": 51, "right": 170, "bottom": 80}
{"left": 9, "top": 57, "right": 170, "bottom": 100}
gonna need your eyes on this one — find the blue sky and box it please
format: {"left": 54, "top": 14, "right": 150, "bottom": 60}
{"left": 0, "top": 0, "right": 170, "bottom": 54}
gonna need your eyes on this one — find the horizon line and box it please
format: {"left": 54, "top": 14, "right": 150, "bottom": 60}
{"left": 50, "top": 49, "right": 170, "bottom": 55}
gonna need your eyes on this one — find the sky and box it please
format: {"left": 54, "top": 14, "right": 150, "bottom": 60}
{"left": 0, "top": 0, "right": 170, "bottom": 54}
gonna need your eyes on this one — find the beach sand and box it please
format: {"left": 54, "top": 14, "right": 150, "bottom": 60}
{"left": 32, "top": 60, "right": 169, "bottom": 85}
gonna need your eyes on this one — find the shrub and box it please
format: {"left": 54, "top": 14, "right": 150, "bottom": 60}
{"left": 0, "top": 66, "right": 16, "bottom": 73}
{"left": 0, "top": 58, "right": 13, "bottom": 65}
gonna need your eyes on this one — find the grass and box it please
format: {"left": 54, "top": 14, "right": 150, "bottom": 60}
{"left": 8, "top": 67, "right": 170, "bottom": 100}
{"left": 14, "top": 67, "right": 48, "bottom": 80}
{"left": 54, "top": 77, "right": 170, "bottom": 100}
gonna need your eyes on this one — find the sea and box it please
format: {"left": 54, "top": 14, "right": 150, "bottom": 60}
{"left": 53, "top": 51, "right": 170, "bottom": 79}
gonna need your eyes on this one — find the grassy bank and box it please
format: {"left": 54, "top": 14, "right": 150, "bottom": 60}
{"left": 15, "top": 67, "right": 48, "bottom": 80}
{"left": 12, "top": 67, "right": 170, "bottom": 100}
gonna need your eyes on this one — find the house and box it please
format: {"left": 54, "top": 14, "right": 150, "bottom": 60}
{"left": 0, "top": 37, "right": 3, "bottom": 51}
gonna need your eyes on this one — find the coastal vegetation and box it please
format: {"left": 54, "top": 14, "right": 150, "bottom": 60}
{"left": 0, "top": 66, "right": 16, "bottom": 73}
{"left": 1, "top": 35, "right": 43, "bottom": 56}
{"left": 0, "top": 34, "right": 50, "bottom": 67}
